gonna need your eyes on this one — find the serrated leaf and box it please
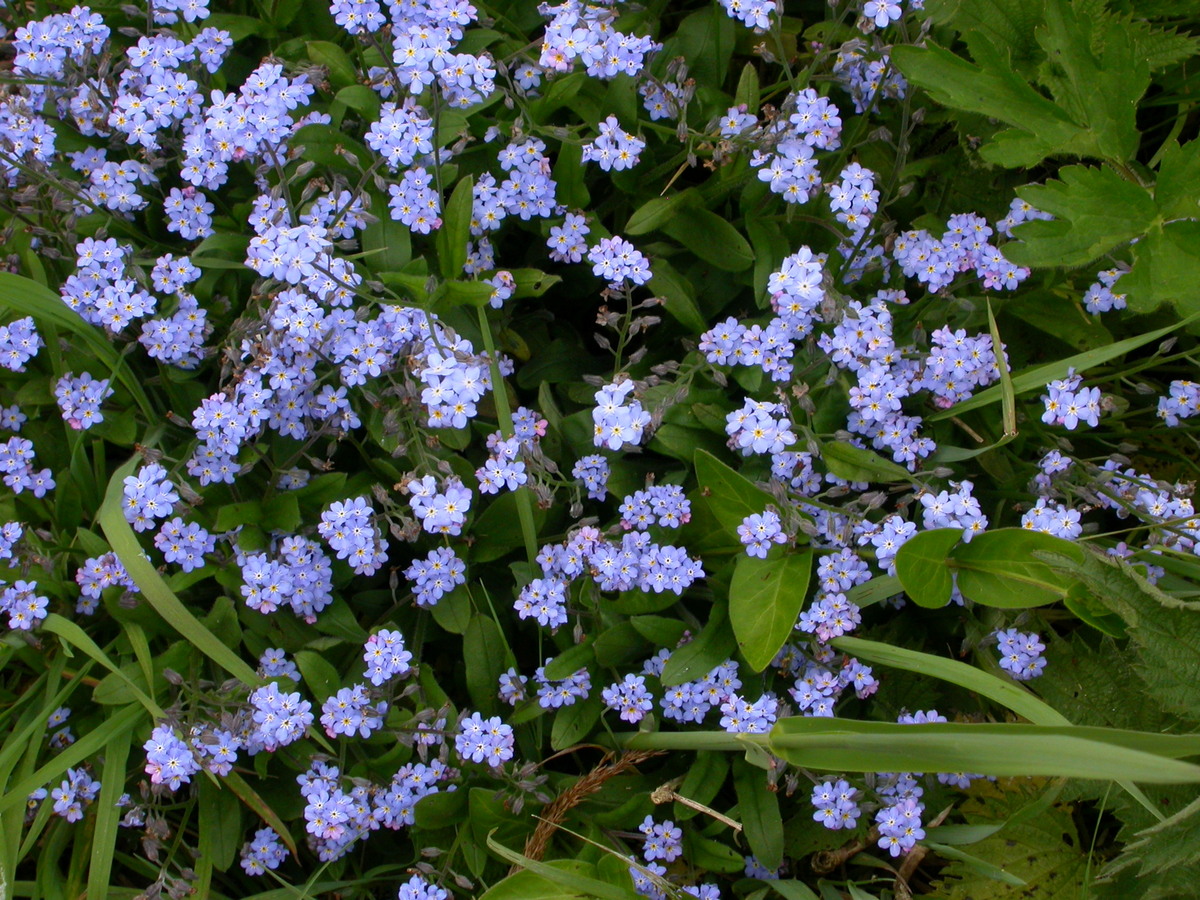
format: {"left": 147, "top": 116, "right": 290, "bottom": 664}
{"left": 1154, "top": 140, "right": 1200, "bottom": 221}
{"left": 892, "top": 35, "right": 1081, "bottom": 168}
{"left": 1123, "top": 221, "right": 1200, "bottom": 318}
{"left": 1044, "top": 550, "right": 1200, "bottom": 724}
{"left": 931, "top": 781, "right": 1086, "bottom": 899}
{"left": 1005, "top": 165, "right": 1157, "bottom": 268}
{"left": 1034, "top": 0, "right": 1146, "bottom": 163}
{"left": 730, "top": 552, "right": 812, "bottom": 672}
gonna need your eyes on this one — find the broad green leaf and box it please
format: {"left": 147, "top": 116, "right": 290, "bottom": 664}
{"left": 1005, "top": 165, "right": 1157, "bottom": 268}
{"left": 333, "top": 84, "right": 381, "bottom": 120}
{"left": 306, "top": 40, "right": 357, "bottom": 88}
{"left": 469, "top": 489, "right": 546, "bottom": 564}
{"left": 625, "top": 190, "right": 698, "bottom": 236}
{"left": 662, "top": 601, "right": 735, "bottom": 687}
{"left": 929, "top": 313, "right": 1200, "bottom": 421}
{"left": 952, "top": 528, "right": 1084, "bottom": 608}
{"left": 674, "top": 751, "right": 729, "bottom": 821}
{"left": 294, "top": 650, "right": 341, "bottom": 702}
{"left": 730, "top": 552, "right": 812, "bottom": 672}
{"left": 360, "top": 194, "right": 412, "bottom": 274}
{"left": 768, "top": 719, "right": 1200, "bottom": 782}
{"left": 894, "top": 528, "right": 961, "bottom": 608}
{"left": 510, "top": 268, "right": 562, "bottom": 299}
{"left": 479, "top": 861, "right": 597, "bottom": 899}
{"left": 662, "top": 209, "right": 754, "bottom": 272}
{"left": 437, "top": 174, "right": 475, "bottom": 280}
{"left": 648, "top": 258, "right": 707, "bottom": 333}
{"left": 464, "top": 615, "right": 512, "bottom": 716}
{"left": 630, "top": 615, "right": 687, "bottom": 647}
{"left": 543, "top": 637, "right": 595, "bottom": 681}
{"left": 1122, "top": 220, "right": 1200, "bottom": 318}
{"left": 820, "top": 440, "right": 913, "bottom": 484}
{"left": 734, "top": 62, "right": 760, "bottom": 112}
{"left": 734, "top": 758, "right": 784, "bottom": 871}
{"left": 430, "top": 584, "right": 473, "bottom": 634}
{"left": 692, "top": 449, "right": 776, "bottom": 540}
{"left": 196, "top": 777, "right": 241, "bottom": 896}
{"left": 550, "top": 690, "right": 603, "bottom": 750}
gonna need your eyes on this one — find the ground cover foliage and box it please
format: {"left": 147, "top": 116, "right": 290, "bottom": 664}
{"left": 3, "top": 0, "right": 1200, "bottom": 896}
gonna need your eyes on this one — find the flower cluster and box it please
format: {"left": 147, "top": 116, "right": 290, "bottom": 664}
{"left": 404, "top": 547, "right": 466, "bottom": 606}
{"left": 455, "top": 712, "right": 514, "bottom": 766}
{"left": 995, "top": 628, "right": 1047, "bottom": 681}
{"left": 0, "top": 317, "right": 42, "bottom": 372}
{"left": 811, "top": 778, "right": 861, "bottom": 830}
{"left": 0, "top": 580, "right": 49, "bottom": 631}
{"left": 1042, "top": 369, "right": 1102, "bottom": 430}
{"left": 582, "top": 115, "right": 646, "bottom": 171}
{"left": 143, "top": 724, "right": 202, "bottom": 791}
{"left": 593, "top": 380, "right": 651, "bottom": 450}
{"left": 238, "top": 537, "right": 335, "bottom": 622}
{"left": 0, "top": 437, "right": 55, "bottom": 497}
{"left": 318, "top": 497, "right": 389, "bottom": 575}
{"left": 363, "top": 629, "right": 414, "bottom": 686}
{"left": 320, "top": 685, "right": 387, "bottom": 739}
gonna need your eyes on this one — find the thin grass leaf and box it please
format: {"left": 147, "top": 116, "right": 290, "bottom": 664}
{"left": 87, "top": 726, "right": 132, "bottom": 900}
{"left": 222, "top": 770, "right": 299, "bottom": 858}
{"left": 486, "top": 830, "right": 640, "bottom": 900}
{"left": 97, "top": 457, "right": 261, "bottom": 687}
{"left": 768, "top": 719, "right": 1200, "bottom": 782}
{"left": 831, "top": 636, "right": 1068, "bottom": 724}
{"left": 986, "top": 299, "right": 1017, "bottom": 437}
{"left": 0, "top": 703, "right": 144, "bottom": 817}
{"left": 41, "top": 615, "right": 164, "bottom": 718}
{"left": 929, "top": 311, "right": 1200, "bottom": 421}
{"left": 925, "top": 842, "right": 1027, "bottom": 886}
{"left": 0, "top": 272, "right": 155, "bottom": 421}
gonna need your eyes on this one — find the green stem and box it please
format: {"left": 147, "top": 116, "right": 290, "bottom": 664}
{"left": 475, "top": 304, "right": 540, "bottom": 566}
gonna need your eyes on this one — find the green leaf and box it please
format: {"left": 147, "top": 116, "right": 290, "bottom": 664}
{"left": 1045, "top": 551, "right": 1200, "bottom": 723}
{"left": 1122, "top": 220, "right": 1200, "bottom": 318}
{"left": 1005, "top": 165, "right": 1157, "bottom": 268}
{"left": 625, "top": 190, "right": 698, "bottom": 236}
{"left": 486, "top": 832, "right": 640, "bottom": 900}
{"left": 768, "top": 719, "right": 1200, "bottom": 782}
{"left": 734, "top": 62, "right": 760, "bottom": 112}
{"left": 662, "top": 601, "right": 736, "bottom": 687}
{"left": 930, "top": 782, "right": 1084, "bottom": 899}
{"left": 894, "top": 528, "right": 961, "bottom": 608}
{"left": 334, "top": 84, "right": 381, "bottom": 120}
{"left": 306, "top": 40, "right": 357, "bottom": 89}
{"left": 86, "top": 725, "right": 132, "bottom": 900}
{"left": 734, "top": 758, "right": 783, "bottom": 872}
{"left": 730, "top": 552, "right": 812, "bottom": 672}
{"left": 544, "top": 638, "right": 595, "bottom": 681}
{"left": 551, "top": 690, "right": 603, "bottom": 750}
{"left": 294, "top": 650, "right": 341, "bottom": 702}
{"left": 832, "top": 636, "right": 1069, "bottom": 725}
{"left": 929, "top": 313, "right": 1200, "bottom": 421}
{"left": 479, "top": 861, "right": 598, "bottom": 899}
{"left": 952, "top": 528, "right": 1084, "bottom": 608}
{"left": 662, "top": 209, "right": 754, "bottom": 272}
{"left": 430, "top": 584, "right": 473, "bottom": 635}
{"left": 360, "top": 194, "right": 412, "bottom": 275}
{"left": 0, "top": 273, "right": 155, "bottom": 422}
{"left": 437, "top": 174, "right": 475, "bottom": 280}
{"left": 1120, "top": 793, "right": 1200, "bottom": 877}
{"left": 1154, "top": 140, "right": 1200, "bottom": 221}
{"left": 464, "top": 615, "right": 512, "bottom": 716}
{"left": 820, "top": 441, "right": 914, "bottom": 484}
{"left": 692, "top": 449, "right": 775, "bottom": 541}
{"left": 470, "top": 490, "right": 547, "bottom": 563}
{"left": 1033, "top": 0, "right": 1146, "bottom": 164}
{"left": 648, "top": 258, "right": 707, "bottom": 333}
{"left": 892, "top": 34, "right": 1081, "bottom": 168}
{"left": 98, "top": 458, "right": 261, "bottom": 687}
